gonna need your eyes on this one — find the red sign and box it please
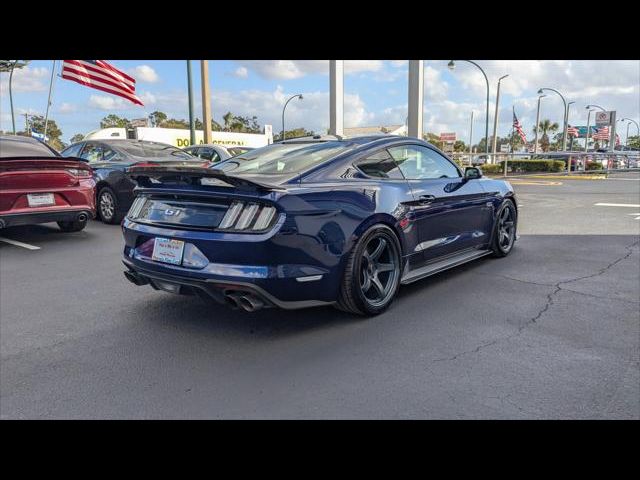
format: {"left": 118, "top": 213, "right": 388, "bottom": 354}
{"left": 440, "top": 132, "right": 456, "bottom": 142}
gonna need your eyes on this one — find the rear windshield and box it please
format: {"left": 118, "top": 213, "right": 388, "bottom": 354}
{"left": 217, "top": 141, "right": 354, "bottom": 175}
{"left": 118, "top": 143, "right": 194, "bottom": 160}
{"left": 0, "top": 138, "right": 58, "bottom": 158}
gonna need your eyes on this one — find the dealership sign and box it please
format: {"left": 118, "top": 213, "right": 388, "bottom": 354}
{"left": 595, "top": 111, "right": 613, "bottom": 127}
{"left": 440, "top": 132, "right": 456, "bottom": 143}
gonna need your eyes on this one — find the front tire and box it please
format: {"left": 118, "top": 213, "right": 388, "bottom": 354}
{"left": 491, "top": 199, "right": 517, "bottom": 257}
{"left": 98, "top": 187, "right": 122, "bottom": 224}
{"left": 336, "top": 224, "right": 402, "bottom": 316}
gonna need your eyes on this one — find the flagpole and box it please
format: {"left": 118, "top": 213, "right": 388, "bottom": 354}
{"left": 43, "top": 60, "right": 57, "bottom": 143}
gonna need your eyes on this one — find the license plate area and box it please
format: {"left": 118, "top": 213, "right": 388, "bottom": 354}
{"left": 151, "top": 237, "right": 185, "bottom": 265}
{"left": 27, "top": 193, "right": 55, "bottom": 207}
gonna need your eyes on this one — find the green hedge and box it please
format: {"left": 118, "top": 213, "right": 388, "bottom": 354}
{"left": 479, "top": 164, "right": 503, "bottom": 174}
{"left": 585, "top": 161, "right": 603, "bottom": 171}
{"left": 498, "top": 159, "right": 565, "bottom": 172}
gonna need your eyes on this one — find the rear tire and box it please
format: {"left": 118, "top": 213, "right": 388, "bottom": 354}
{"left": 491, "top": 199, "right": 517, "bottom": 257}
{"left": 336, "top": 224, "right": 402, "bottom": 316}
{"left": 57, "top": 219, "right": 87, "bottom": 232}
{"left": 98, "top": 187, "right": 123, "bottom": 225}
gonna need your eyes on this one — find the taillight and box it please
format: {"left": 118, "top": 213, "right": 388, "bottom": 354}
{"left": 218, "top": 201, "right": 277, "bottom": 231}
{"left": 127, "top": 196, "right": 147, "bottom": 219}
{"left": 68, "top": 168, "right": 92, "bottom": 177}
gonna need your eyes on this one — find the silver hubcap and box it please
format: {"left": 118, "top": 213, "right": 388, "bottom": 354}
{"left": 100, "top": 192, "right": 115, "bottom": 219}
{"left": 360, "top": 236, "right": 399, "bottom": 307}
{"left": 498, "top": 206, "right": 515, "bottom": 251}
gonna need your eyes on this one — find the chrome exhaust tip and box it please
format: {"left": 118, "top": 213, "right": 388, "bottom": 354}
{"left": 123, "top": 270, "right": 148, "bottom": 286}
{"left": 224, "top": 293, "right": 242, "bottom": 310}
{"left": 77, "top": 212, "right": 88, "bottom": 222}
{"left": 238, "top": 294, "right": 265, "bottom": 312}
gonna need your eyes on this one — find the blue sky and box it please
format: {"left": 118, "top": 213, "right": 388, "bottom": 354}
{"left": 1, "top": 60, "right": 638, "bottom": 145}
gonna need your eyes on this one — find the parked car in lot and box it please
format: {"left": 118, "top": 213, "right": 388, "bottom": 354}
{"left": 121, "top": 135, "right": 518, "bottom": 316}
{"left": 61, "top": 139, "right": 209, "bottom": 224}
{"left": 182, "top": 144, "right": 254, "bottom": 163}
{"left": 0, "top": 135, "right": 95, "bottom": 232}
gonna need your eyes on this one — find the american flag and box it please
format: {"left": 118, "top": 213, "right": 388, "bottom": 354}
{"left": 62, "top": 60, "right": 143, "bottom": 106}
{"left": 513, "top": 111, "right": 527, "bottom": 143}
{"left": 567, "top": 125, "right": 580, "bottom": 137}
{"left": 592, "top": 126, "right": 610, "bottom": 141}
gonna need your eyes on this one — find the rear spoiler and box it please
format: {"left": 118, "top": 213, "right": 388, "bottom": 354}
{"left": 126, "top": 165, "right": 285, "bottom": 192}
{"left": 0, "top": 157, "right": 92, "bottom": 171}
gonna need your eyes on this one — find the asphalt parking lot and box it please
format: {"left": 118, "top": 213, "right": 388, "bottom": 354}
{"left": 1, "top": 172, "right": 639, "bottom": 419}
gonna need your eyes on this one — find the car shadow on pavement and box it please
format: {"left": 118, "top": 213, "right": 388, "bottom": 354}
{"left": 128, "top": 256, "right": 495, "bottom": 342}
{"left": 0, "top": 223, "right": 95, "bottom": 246}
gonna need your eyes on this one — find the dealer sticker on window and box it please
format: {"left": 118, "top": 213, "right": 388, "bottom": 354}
{"left": 151, "top": 237, "right": 185, "bottom": 265}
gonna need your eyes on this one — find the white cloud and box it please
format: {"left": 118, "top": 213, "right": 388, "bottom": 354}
{"left": 57, "top": 102, "right": 77, "bottom": 113}
{"left": 235, "top": 60, "right": 383, "bottom": 80}
{"left": 128, "top": 65, "right": 159, "bottom": 83}
{"left": 88, "top": 95, "right": 126, "bottom": 110}
{"left": 233, "top": 66, "right": 248, "bottom": 78}
{"left": 0, "top": 66, "right": 50, "bottom": 94}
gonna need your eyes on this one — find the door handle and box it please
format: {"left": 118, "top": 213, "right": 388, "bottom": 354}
{"left": 419, "top": 195, "right": 436, "bottom": 204}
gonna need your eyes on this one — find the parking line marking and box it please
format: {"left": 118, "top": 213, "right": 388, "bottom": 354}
{"left": 0, "top": 237, "right": 41, "bottom": 250}
{"left": 594, "top": 203, "right": 640, "bottom": 208}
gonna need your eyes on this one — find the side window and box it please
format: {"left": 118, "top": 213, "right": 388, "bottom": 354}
{"left": 102, "top": 145, "right": 120, "bottom": 161}
{"left": 62, "top": 143, "right": 83, "bottom": 158}
{"left": 79, "top": 143, "right": 103, "bottom": 163}
{"left": 388, "top": 145, "right": 460, "bottom": 179}
{"left": 199, "top": 147, "right": 221, "bottom": 162}
{"left": 184, "top": 147, "right": 198, "bottom": 157}
{"left": 355, "top": 150, "right": 405, "bottom": 179}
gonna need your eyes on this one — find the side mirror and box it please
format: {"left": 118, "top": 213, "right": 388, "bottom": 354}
{"left": 465, "top": 166, "right": 483, "bottom": 179}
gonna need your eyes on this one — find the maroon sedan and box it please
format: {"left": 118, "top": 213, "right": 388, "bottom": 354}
{"left": 0, "top": 135, "right": 96, "bottom": 232}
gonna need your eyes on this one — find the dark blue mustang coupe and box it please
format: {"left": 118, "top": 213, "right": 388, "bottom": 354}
{"left": 122, "top": 135, "right": 517, "bottom": 316}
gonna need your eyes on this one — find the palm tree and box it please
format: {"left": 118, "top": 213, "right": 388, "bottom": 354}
{"left": 533, "top": 119, "right": 559, "bottom": 152}
{"left": 222, "top": 111, "right": 234, "bottom": 131}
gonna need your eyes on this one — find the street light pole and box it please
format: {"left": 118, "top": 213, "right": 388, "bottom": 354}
{"left": 584, "top": 108, "right": 594, "bottom": 153}
{"left": 281, "top": 94, "right": 303, "bottom": 141}
{"left": 468, "top": 110, "right": 474, "bottom": 165}
{"left": 566, "top": 101, "right": 575, "bottom": 151}
{"left": 491, "top": 74, "right": 509, "bottom": 158}
{"left": 538, "top": 87, "right": 568, "bottom": 151}
{"left": 534, "top": 94, "right": 546, "bottom": 155}
{"left": 449, "top": 60, "right": 490, "bottom": 157}
{"left": 9, "top": 60, "right": 18, "bottom": 135}
{"left": 621, "top": 118, "right": 640, "bottom": 143}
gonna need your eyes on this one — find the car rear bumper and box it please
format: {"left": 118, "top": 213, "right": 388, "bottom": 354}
{"left": 0, "top": 208, "right": 95, "bottom": 229}
{"left": 122, "top": 257, "right": 334, "bottom": 311}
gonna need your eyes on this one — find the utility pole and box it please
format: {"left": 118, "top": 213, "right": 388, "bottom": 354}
{"left": 329, "top": 60, "right": 344, "bottom": 137}
{"left": 186, "top": 60, "right": 196, "bottom": 145}
{"left": 407, "top": 60, "right": 424, "bottom": 139}
{"left": 200, "top": 60, "right": 212, "bottom": 144}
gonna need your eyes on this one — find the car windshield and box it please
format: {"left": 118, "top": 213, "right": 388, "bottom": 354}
{"left": 216, "top": 141, "right": 354, "bottom": 175}
{"left": 0, "top": 138, "right": 58, "bottom": 158}
{"left": 118, "top": 142, "right": 195, "bottom": 160}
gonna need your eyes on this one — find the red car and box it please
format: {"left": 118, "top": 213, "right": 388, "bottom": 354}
{"left": 0, "top": 135, "right": 96, "bottom": 232}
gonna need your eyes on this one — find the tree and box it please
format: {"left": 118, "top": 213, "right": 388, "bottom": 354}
{"left": 148, "top": 111, "right": 167, "bottom": 127}
{"left": 70, "top": 133, "right": 84, "bottom": 144}
{"left": 161, "top": 118, "right": 190, "bottom": 129}
{"left": 453, "top": 140, "right": 467, "bottom": 152}
{"left": 273, "top": 127, "right": 315, "bottom": 142}
{"left": 100, "top": 114, "right": 130, "bottom": 129}
{"left": 222, "top": 111, "right": 234, "bottom": 131}
{"left": 532, "top": 119, "right": 559, "bottom": 152}
{"left": 626, "top": 135, "right": 640, "bottom": 149}
{"left": 23, "top": 115, "right": 64, "bottom": 151}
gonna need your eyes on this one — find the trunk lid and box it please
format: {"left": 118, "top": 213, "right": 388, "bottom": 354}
{"left": 0, "top": 157, "right": 92, "bottom": 190}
